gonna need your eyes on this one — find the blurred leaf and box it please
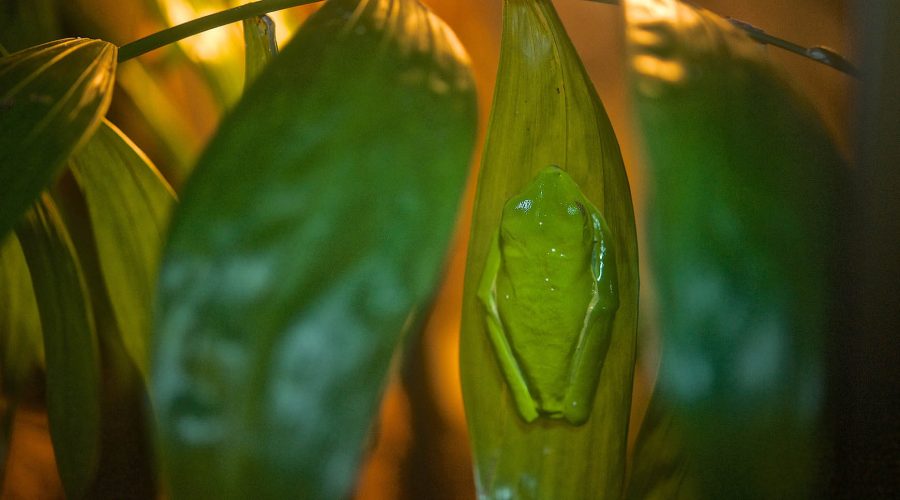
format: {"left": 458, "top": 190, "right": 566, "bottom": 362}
{"left": 68, "top": 119, "right": 177, "bottom": 381}
{"left": 152, "top": 0, "right": 477, "bottom": 498}
{"left": 14, "top": 194, "right": 102, "bottom": 499}
{"left": 459, "top": 1, "right": 639, "bottom": 498}
{"left": 0, "top": 234, "right": 44, "bottom": 397}
{"left": 116, "top": 61, "right": 201, "bottom": 181}
{"left": 625, "top": 390, "right": 698, "bottom": 500}
{"left": 153, "top": 0, "right": 245, "bottom": 106}
{"left": 0, "top": 38, "right": 116, "bottom": 240}
{"left": 0, "top": 232, "right": 44, "bottom": 487}
{"left": 623, "top": 0, "right": 844, "bottom": 497}
{"left": 0, "top": 0, "right": 62, "bottom": 52}
{"left": 243, "top": 14, "right": 278, "bottom": 87}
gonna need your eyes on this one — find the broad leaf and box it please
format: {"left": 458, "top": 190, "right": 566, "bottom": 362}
{"left": 625, "top": 391, "right": 698, "bottom": 500}
{"left": 152, "top": 0, "right": 477, "bottom": 498}
{"left": 14, "top": 194, "right": 102, "bottom": 499}
{"left": 0, "top": 38, "right": 116, "bottom": 240}
{"left": 623, "top": 0, "right": 844, "bottom": 497}
{"left": 69, "top": 119, "right": 176, "bottom": 381}
{"left": 460, "top": 1, "right": 639, "bottom": 498}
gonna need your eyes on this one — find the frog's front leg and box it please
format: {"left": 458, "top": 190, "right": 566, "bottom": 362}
{"left": 563, "top": 213, "right": 619, "bottom": 425}
{"left": 477, "top": 233, "right": 540, "bottom": 423}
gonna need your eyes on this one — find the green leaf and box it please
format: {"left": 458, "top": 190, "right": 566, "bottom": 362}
{"left": 14, "top": 194, "right": 102, "bottom": 499}
{"left": 0, "top": 38, "right": 116, "bottom": 240}
{"left": 0, "top": 232, "right": 44, "bottom": 486}
{"left": 51, "top": 164, "right": 160, "bottom": 498}
{"left": 68, "top": 119, "right": 176, "bottom": 381}
{"left": 0, "top": 233, "right": 44, "bottom": 397}
{"left": 623, "top": 0, "right": 844, "bottom": 497}
{"left": 625, "top": 391, "right": 698, "bottom": 500}
{"left": 0, "top": 0, "right": 63, "bottom": 52}
{"left": 243, "top": 14, "right": 279, "bottom": 87}
{"left": 152, "top": 0, "right": 477, "bottom": 498}
{"left": 460, "top": 1, "right": 639, "bottom": 498}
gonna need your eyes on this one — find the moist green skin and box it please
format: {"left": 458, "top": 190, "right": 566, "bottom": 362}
{"left": 478, "top": 166, "right": 619, "bottom": 425}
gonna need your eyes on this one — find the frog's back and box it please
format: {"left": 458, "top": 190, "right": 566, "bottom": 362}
{"left": 496, "top": 248, "right": 594, "bottom": 415}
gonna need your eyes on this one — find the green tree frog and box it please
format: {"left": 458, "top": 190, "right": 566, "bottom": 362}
{"left": 478, "top": 166, "right": 619, "bottom": 425}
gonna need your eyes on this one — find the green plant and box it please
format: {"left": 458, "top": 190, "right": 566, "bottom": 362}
{"left": 0, "top": 0, "right": 881, "bottom": 499}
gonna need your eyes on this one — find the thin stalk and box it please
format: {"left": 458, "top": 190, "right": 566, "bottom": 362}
{"left": 118, "top": 0, "right": 322, "bottom": 62}
{"left": 585, "top": 0, "right": 859, "bottom": 77}
{"left": 726, "top": 17, "right": 859, "bottom": 77}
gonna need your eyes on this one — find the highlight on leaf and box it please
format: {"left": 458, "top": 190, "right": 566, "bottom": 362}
{"left": 0, "top": 38, "right": 116, "bottom": 240}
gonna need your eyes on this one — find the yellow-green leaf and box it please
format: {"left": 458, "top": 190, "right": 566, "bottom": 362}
{"left": 69, "top": 119, "right": 177, "bottom": 381}
{"left": 14, "top": 194, "right": 102, "bottom": 499}
{"left": 152, "top": 1, "right": 477, "bottom": 498}
{"left": 460, "top": 1, "right": 639, "bottom": 498}
{"left": 0, "top": 38, "right": 116, "bottom": 240}
{"left": 623, "top": 0, "right": 844, "bottom": 497}
{"left": 243, "top": 14, "right": 278, "bottom": 87}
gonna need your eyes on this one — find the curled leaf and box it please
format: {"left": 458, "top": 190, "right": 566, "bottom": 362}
{"left": 152, "top": 0, "right": 477, "bottom": 498}
{"left": 14, "top": 194, "right": 102, "bottom": 499}
{"left": 0, "top": 38, "right": 116, "bottom": 239}
{"left": 69, "top": 119, "right": 176, "bottom": 381}
{"left": 460, "top": 1, "right": 639, "bottom": 498}
{"left": 243, "top": 14, "right": 278, "bottom": 87}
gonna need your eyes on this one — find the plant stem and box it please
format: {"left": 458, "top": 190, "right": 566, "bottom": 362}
{"left": 117, "top": 0, "right": 322, "bottom": 63}
{"left": 584, "top": 0, "right": 858, "bottom": 76}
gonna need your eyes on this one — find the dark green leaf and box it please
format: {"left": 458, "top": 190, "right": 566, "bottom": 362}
{"left": 625, "top": 391, "right": 698, "bottom": 500}
{"left": 0, "top": 232, "right": 44, "bottom": 485}
{"left": 152, "top": 0, "right": 477, "bottom": 498}
{"left": 69, "top": 119, "right": 177, "bottom": 381}
{"left": 0, "top": 38, "right": 116, "bottom": 240}
{"left": 623, "top": 0, "right": 844, "bottom": 497}
{"left": 460, "top": 1, "right": 639, "bottom": 498}
{"left": 243, "top": 14, "right": 278, "bottom": 87}
{"left": 0, "top": 233, "right": 44, "bottom": 397}
{"left": 0, "top": 0, "right": 62, "bottom": 52}
{"left": 52, "top": 165, "right": 160, "bottom": 499}
{"left": 14, "top": 194, "right": 102, "bottom": 499}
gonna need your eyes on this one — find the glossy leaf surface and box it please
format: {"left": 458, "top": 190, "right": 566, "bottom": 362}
{"left": 153, "top": 0, "right": 477, "bottom": 498}
{"left": 623, "top": 0, "right": 844, "bottom": 497}
{"left": 69, "top": 119, "right": 176, "bottom": 381}
{"left": 460, "top": 1, "right": 639, "bottom": 498}
{"left": 14, "top": 195, "right": 102, "bottom": 499}
{"left": 0, "top": 38, "right": 116, "bottom": 239}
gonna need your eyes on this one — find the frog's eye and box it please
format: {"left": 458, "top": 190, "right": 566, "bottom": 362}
{"left": 567, "top": 202, "right": 586, "bottom": 216}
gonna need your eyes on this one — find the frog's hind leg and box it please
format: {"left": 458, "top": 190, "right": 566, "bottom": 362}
{"left": 478, "top": 233, "right": 539, "bottom": 423}
{"left": 562, "top": 212, "right": 619, "bottom": 425}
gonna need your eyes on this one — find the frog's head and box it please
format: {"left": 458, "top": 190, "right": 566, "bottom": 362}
{"left": 500, "top": 166, "right": 593, "bottom": 248}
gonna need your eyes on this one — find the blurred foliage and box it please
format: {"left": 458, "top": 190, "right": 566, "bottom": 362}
{"left": 623, "top": 0, "right": 846, "bottom": 497}
{"left": 151, "top": 0, "right": 476, "bottom": 498}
